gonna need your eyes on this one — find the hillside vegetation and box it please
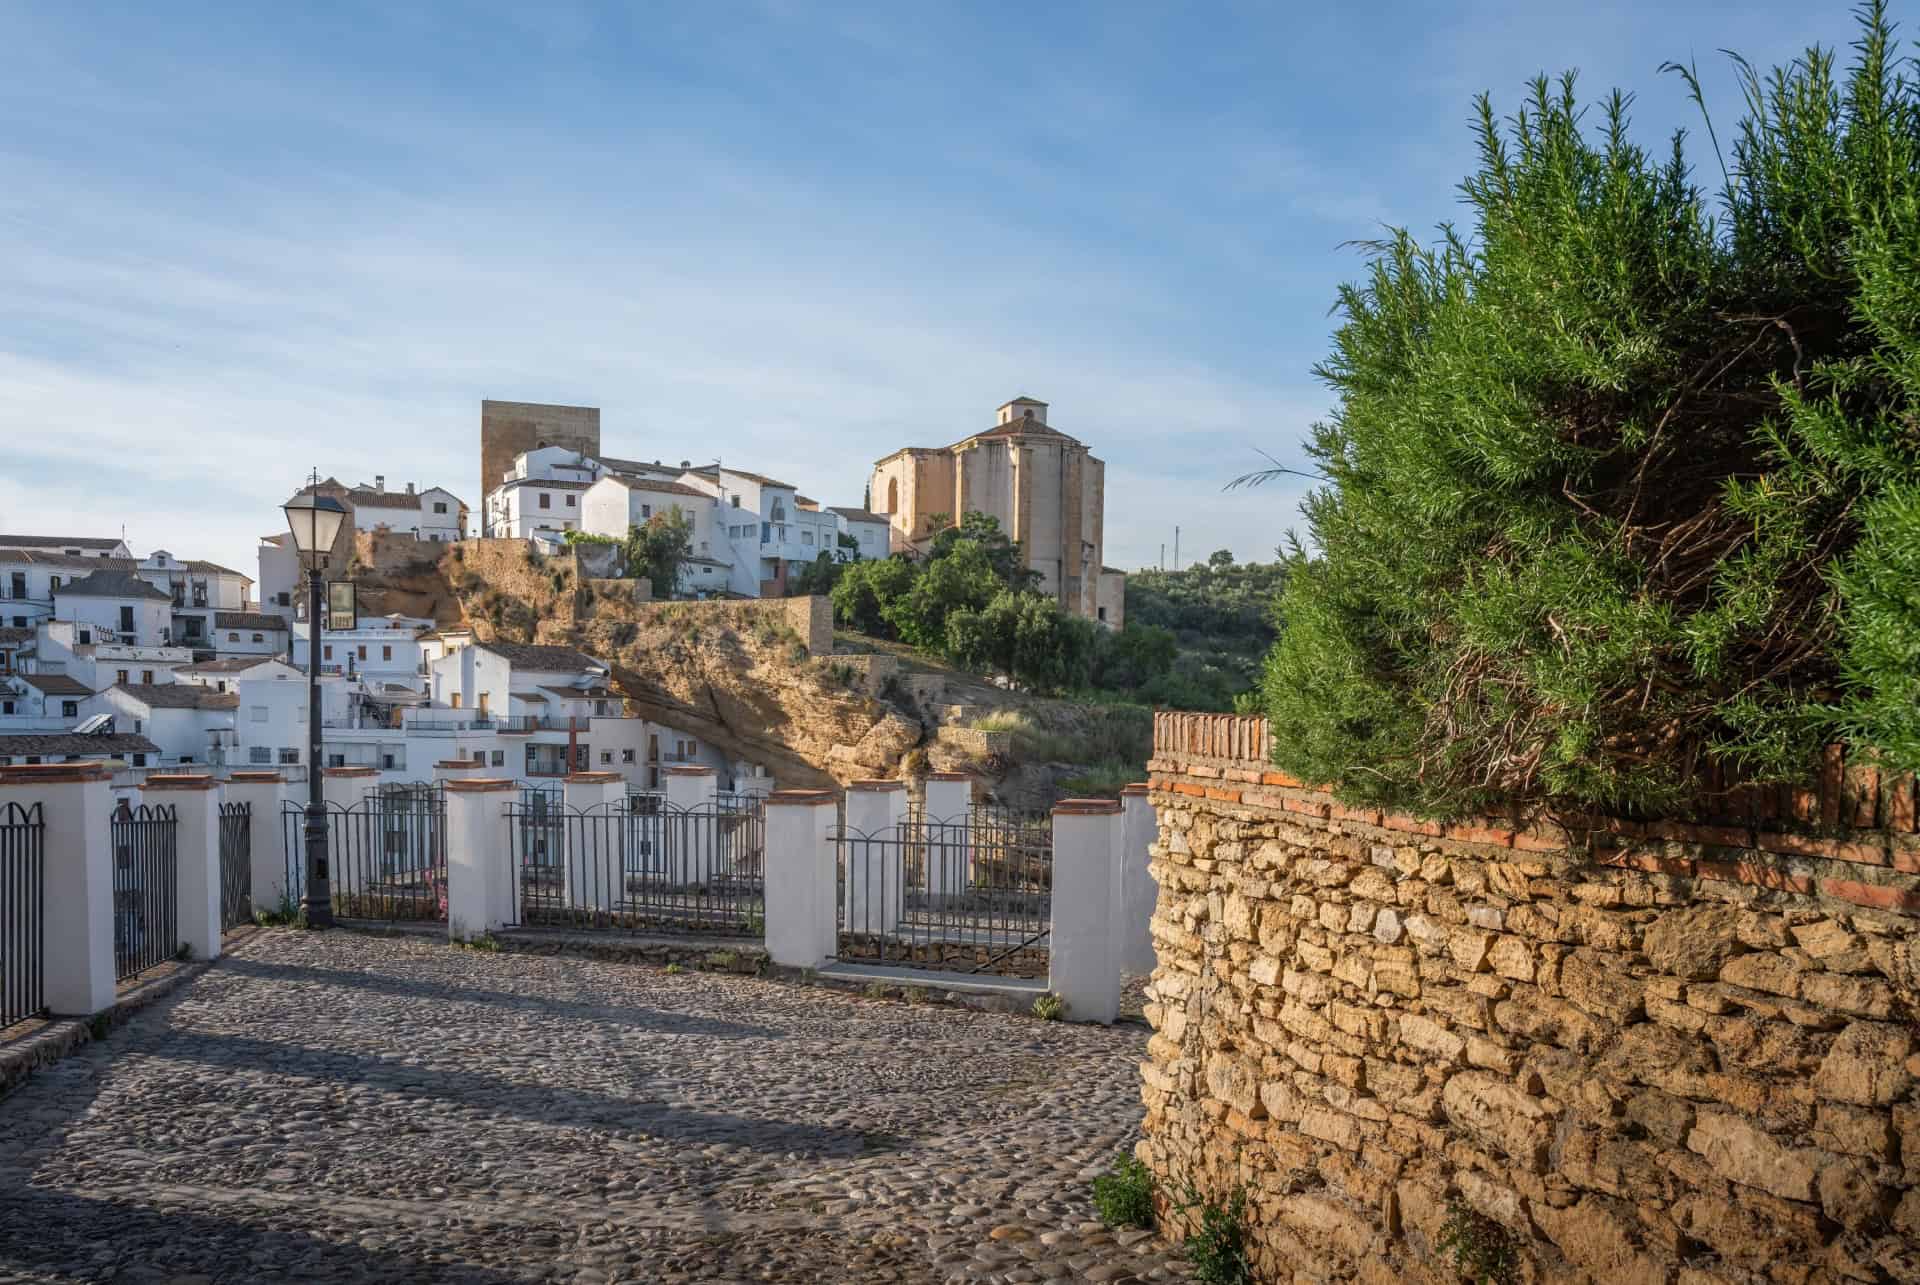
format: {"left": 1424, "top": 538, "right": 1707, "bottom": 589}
{"left": 1122, "top": 553, "right": 1285, "bottom": 710}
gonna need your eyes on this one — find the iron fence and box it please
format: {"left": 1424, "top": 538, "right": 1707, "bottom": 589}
{"left": 505, "top": 798, "right": 764, "bottom": 935}
{"left": 835, "top": 812, "right": 1052, "bottom": 977}
{"left": 1, "top": 801, "right": 46, "bottom": 1026}
{"left": 111, "top": 801, "right": 179, "bottom": 980}
{"left": 282, "top": 786, "right": 446, "bottom": 923}
{"left": 218, "top": 800, "right": 252, "bottom": 931}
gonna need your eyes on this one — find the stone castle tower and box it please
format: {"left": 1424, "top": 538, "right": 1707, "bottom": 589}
{"left": 479, "top": 400, "right": 602, "bottom": 515}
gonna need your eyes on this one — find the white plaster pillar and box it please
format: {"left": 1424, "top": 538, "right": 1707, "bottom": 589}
{"left": 563, "top": 771, "right": 626, "bottom": 914}
{"left": 0, "top": 764, "right": 116, "bottom": 1016}
{"left": 843, "top": 779, "right": 906, "bottom": 937}
{"left": 664, "top": 765, "right": 718, "bottom": 884}
{"left": 141, "top": 774, "right": 222, "bottom": 963}
{"left": 224, "top": 771, "right": 289, "bottom": 920}
{"left": 921, "top": 772, "right": 973, "bottom": 902}
{"left": 434, "top": 758, "right": 482, "bottom": 785}
{"left": 764, "top": 789, "right": 838, "bottom": 968}
{"left": 1048, "top": 798, "right": 1124, "bottom": 1025}
{"left": 1119, "top": 783, "right": 1160, "bottom": 975}
{"left": 444, "top": 777, "right": 515, "bottom": 940}
{"left": 321, "top": 765, "right": 380, "bottom": 903}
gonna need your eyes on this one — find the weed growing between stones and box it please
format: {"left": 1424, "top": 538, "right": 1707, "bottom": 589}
{"left": 1168, "top": 1179, "right": 1252, "bottom": 1285}
{"left": 706, "top": 951, "right": 739, "bottom": 972}
{"left": 174, "top": 942, "right": 194, "bottom": 962}
{"left": 88, "top": 1014, "right": 110, "bottom": 1040}
{"left": 664, "top": 963, "right": 684, "bottom": 975}
{"left": 863, "top": 982, "right": 892, "bottom": 1000}
{"left": 1438, "top": 1200, "right": 1519, "bottom": 1285}
{"left": 903, "top": 985, "right": 929, "bottom": 1005}
{"left": 254, "top": 893, "right": 308, "bottom": 929}
{"left": 1031, "top": 992, "right": 1066, "bottom": 1021}
{"left": 1091, "top": 1152, "right": 1155, "bottom": 1229}
{"left": 455, "top": 933, "right": 501, "bottom": 953}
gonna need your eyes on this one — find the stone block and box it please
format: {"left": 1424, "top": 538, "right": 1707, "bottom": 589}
{"left": 1642, "top": 905, "right": 1744, "bottom": 980}
{"left": 1298, "top": 1104, "right": 1362, "bottom": 1153}
{"left": 1718, "top": 952, "right": 1803, "bottom": 999}
{"left": 1487, "top": 935, "right": 1535, "bottom": 982}
{"left": 1560, "top": 948, "right": 1647, "bottom": 1023}
{"left": 1813, "top": 1021, "right": 1914, "bottom": 1106}
{"left": 1397, "top": 1014, "right": 1466, "bottom": 1066}
{"left": 1686, "top": 1110, "right": 1820, "bottom": 1201}
{"left": 1440, "top": 1071, "right": 1557, "bottom": 1172}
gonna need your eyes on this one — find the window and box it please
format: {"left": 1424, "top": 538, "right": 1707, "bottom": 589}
{"left": 490, "top": 750, "right": 504, "bottom": 767}
{"left": 731, "top": 495, "right": 741, "bottom": 508}
{"left": 133, "top": 719, "right": 142, "bottom": 733}
{"left": 141, "top": 670, "right": 154, "bottom": 684}
{"left": 382, "top": 646, "right": 392, "bottom": 661}
{"left": 761, "top": 523, "right": 770, "bottom": 544}
{"left": 251, "top": 705, "right": 268, "bottom": 723}
{"left": 538, "top": 493, "right": 551, "bottom": 509}
{"left": 119, "top": 605, "right": 134, "bottom": 633}
{"left": 279, "top": 748, "right": 300, "bottom": 764}
{"left": 6, "top": 572, "right": 21, "bottom": 598}
{"left": 323, "top": 645, "right": 333, "bottom": 660}
{"left": 356, "top": 645, "right": 367, "bottom": 661}
{"left": 117, "top": 669, "right": 129, "bottom": 685}
{"left": 594, "top": 700, "right": 609, "bottom": 716}
{"left": 574, "top": 744, "right": 590, "bottom": 769}
{"left": 1097, "top": 606, "right": 1107, "bottom": 621}
{"left": 621, "top": 748, "right": 635, "bottom": 763}
{"left": 802, "top": 530, "right": 814, "bottom": 545}
{"left": 450, "top": 693, "right": 461, "bottom": 709}
{"left": 566, "top": 495, "right": 576, "bottom": 507}
{"left": 10, "top": 618, "right": 22, "bottom": 628}
{"left": 228, "top": 632, "right": 239, "bottom": 642}
{"left": 472, "top": 748, "right": 486, "bottom": 762}
{"left": 641, "top": 504, "right": 652, "bottom": 519}
{"left": 252, "top": 633, "right": 263, "bottom": 643}
{"left": 676, "top": 738, "right": 696, "bottom": 759}
{"left": 48, "top": 576, "right": 60, "bottom": 591}
{"left": 249, "top": 746, "right": 271, "bottom": 764}
{"left": 0, "top": 701, "right": 11, "bottom": 715}
{"left": 276, "top": 591, "right": 290, "bottom": 606}
{"left": 433, "top": 501, "right": 448, "bottom": 514}
{"left": 132, "top": 753, "right": 147, "bottom": 767}
{"left": 78, "top": 629, "right": 91, "bottom": 645}
{"left": 61, "top": 700, "right": 78, "bottom": 718}
{"left": 599, "top": 750, "right": 612, "bottom": 765}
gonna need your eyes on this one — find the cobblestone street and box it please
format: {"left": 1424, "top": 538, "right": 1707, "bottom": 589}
{"left": 0, "top": 930, "right": 1189, "bottom": 1284}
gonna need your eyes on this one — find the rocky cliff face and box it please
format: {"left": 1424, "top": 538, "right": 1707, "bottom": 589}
{"left": 347, "top": 538, "right": 1143, "bottom": 801}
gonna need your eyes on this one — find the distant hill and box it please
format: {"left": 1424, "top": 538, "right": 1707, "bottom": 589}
{"left": 1120, "top": 555, "right": 1284, "bottom": 710}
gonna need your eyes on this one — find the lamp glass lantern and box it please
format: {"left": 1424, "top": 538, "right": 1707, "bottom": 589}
{"left": 282, "top": 493, "right": 348, "bottom": 558}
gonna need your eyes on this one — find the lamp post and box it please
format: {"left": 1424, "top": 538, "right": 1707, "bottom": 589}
{"left": 282, "top": 488, "right": 348, "bottom": 929}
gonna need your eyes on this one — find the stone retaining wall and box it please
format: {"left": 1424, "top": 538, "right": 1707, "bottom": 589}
{"left": 1140, "top": 711, "right": 1920, "bottom": 1284}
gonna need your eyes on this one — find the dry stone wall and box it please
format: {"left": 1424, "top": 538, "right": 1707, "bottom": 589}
{"left": 1141, "top": 712, "right": 1920, "bottom": 1285}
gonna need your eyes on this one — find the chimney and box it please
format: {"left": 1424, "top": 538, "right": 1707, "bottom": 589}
{"left": 374, "top": 474, "right": 385, "bottom": 492}
{"left": 406, "top": 482, "right": 415, "bottom": 495}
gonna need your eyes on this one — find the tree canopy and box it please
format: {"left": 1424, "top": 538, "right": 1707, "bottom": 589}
{"left": 1262, "top": 4, "right": 1920, "bottom": 817}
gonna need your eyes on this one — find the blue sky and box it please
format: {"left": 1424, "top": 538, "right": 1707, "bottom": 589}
{"left": 0, "top": 0, "right": 1866, "bottom": 582}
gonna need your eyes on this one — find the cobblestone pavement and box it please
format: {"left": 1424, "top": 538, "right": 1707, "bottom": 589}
{"left": 0, "top": 930, "right": 1191, "bottom": 1284}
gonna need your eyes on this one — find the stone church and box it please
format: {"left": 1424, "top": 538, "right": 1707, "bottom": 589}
{"left": 869, "top": 398, "right": 1124, "bottom": 628}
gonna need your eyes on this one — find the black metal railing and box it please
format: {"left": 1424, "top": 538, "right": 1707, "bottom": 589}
{"left": 505, "top": 798, "right": 764, "bottom": 936}
{"left": 282, "top": 786, "right": 446, "bottom": 923}
{"left": 1, "top": 801, "right": 46, "bottom": 1026}
{"left": 111, "top": 801, "right": 179, "bottom": 981}
{"left": 835, "top": 813, "right": 1051, "bottom": 977}
{"left": 218, "top": 800, "right": 252, "bottom": 930}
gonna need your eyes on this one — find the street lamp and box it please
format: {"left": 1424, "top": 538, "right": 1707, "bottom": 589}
{"left": 282, "top": 489, "right": 348, "bottom": 929}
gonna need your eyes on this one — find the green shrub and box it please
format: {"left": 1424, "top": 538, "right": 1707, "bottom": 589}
{"left": 664, "top": 962, "right": 684, "bottom": 975}
{"left": 1031, "top": 992, "right": 1065, "bottom": 1021}
{"left": 1438, "top": 1200, "right": 1520, "bottom": 1285}
{"left": 1060, "top": 760, "right": 1141, "bottom": 798}
{"left": 1092, "top": 1152, "right": 1156, "bottom": 1229}
{"left": 1260, "top": 8, "right": 1920, "bottom": 817}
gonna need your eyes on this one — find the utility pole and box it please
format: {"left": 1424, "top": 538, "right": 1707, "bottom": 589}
{"left": 1159, "top": 543, "right": 1165, "bottom": 571}
{"left": 1174, "top": 526, "right": 1180, "bottom": 573}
